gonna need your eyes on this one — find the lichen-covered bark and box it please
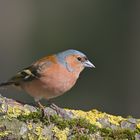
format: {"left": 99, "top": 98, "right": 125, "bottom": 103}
{"left": 0, "top": 95, "right": 140, "bottom": 140}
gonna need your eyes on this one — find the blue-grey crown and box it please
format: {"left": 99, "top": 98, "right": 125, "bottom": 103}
{"left": 57, "top": 49, "right": 86, "bottom": 59}
{"left": 56, "top": 49, "right": 86, "bottom": 64}
{"left": 55, "top": 49, "right": 87, "bottom": 71}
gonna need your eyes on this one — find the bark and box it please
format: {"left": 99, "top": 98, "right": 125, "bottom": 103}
{"left": 0, "top": 95, "right": 140, "bottom": 140}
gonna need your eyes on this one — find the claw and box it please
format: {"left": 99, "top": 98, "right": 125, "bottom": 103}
{"left": 37, "top": 102, "right": 74, "bottom": 120}
{"left": 50, "top": 103, "right": 74, "bottom": 119}
{"left": 37, "top": 101, "right": 51, "bottom": 123}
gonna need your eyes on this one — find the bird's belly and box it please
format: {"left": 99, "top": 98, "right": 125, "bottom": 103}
{"left": 41, "top": 73, "right": 77, "bottom": 97}
{"left": 21, "top": 73, "right": 77, "bottom": 100}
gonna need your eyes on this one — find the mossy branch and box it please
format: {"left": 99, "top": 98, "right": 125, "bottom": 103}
{"left": 0, "top": 95, "right": 140, "bottom": 140}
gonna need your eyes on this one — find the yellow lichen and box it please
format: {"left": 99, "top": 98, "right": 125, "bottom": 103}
{"left": 137, "top": 123, "right": 140, "bottom": 129}
{"left": 6, "top": 104, "right": 31, "bottom": 118}
{"left": 27, "top": 124, "right": 47, "bottom": 140}
{"left": 53, "top": 126, "right": 69, "bottom": 140}
{"left": 71, "top": 109, "right": 125, "bottom": 128}
{"left": 35, "top": 126, "right": 42, "bottom": 135}
{"left": 22, "top": 108, "right": 31, "bottom": 116}
{"left": 1, "top": 103, "right": 7, "bottom": 112}
{"left": 35, "top": 126, "right": 44, "bottom": 140}
{"left": 71, "top": 109, "right": 102, "bottom": 127}
{"left": 107, "top": 114, "right": 125, "bottom": 126}
{"left": 7, "top": 106, "right": 22, "bottom": 118}
{"left": 27, "top": 123, "right": 33, "bottom": 131}
{"left": 0, "top": 131, "right": 11, "bottom": 137}
{"left": 28, "top": 133, "right": 35, "bottom": 140}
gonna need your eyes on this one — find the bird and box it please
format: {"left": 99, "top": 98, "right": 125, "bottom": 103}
{"left": 0, "top": 49, "right": 95, "bottom": 111}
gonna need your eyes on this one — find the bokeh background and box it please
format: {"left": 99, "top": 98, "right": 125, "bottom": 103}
{"left": 0, "top": 1, "right": 140, "bottom": 117}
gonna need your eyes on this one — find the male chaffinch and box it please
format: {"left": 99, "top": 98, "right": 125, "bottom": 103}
{"left": 0, "top": 49, "right": 95, "bottom": 110}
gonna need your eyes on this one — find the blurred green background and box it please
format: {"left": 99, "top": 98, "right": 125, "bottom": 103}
{"left": 0, "top": 1, "right": 140, "bottom": 117}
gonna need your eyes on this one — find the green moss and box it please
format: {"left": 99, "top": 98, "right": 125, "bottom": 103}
{"left": 16, "top": 109, "right": 140, "bottom": 139}
{"left": 50, "top": 115, "right": 69, "bottom": 129}
{"left": 50, "top": 115, "right": 97, "bottom": 133}
{"left": 17, "top": 112, "right": 98, "bottom": 139}
{"left": 136, "top": 127, "right": 140, "bottom": 134}
{"left": 112, "top": 129, "right": 135, "bottom": 139}
{"left": 99, "top": 128, "right": 136, "bottom": 139}
{"left": 100, "top": 127, "right": 112, "bottom": 137}
{"left": 71, "top": 134, "right": 90, "bottom": 140}
{"left": 2, "top": 95, "right": 140, "bottom": 139}
{"left": 17, "top": 110, "right": 42, "bottom": 123}
{"left": 18, "top": 112, "right": 97, "bottom": 133}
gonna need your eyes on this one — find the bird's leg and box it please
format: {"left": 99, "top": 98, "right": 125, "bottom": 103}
{"left": 37, "top": 101, "right": 73, "bottom": 120}
{"left": 36, "top": 101, "right": 51, "bottom": 123}
{"left": 37, "top": 101, "right": 45, "bottom": 116}
{"left": 37, "top": 101, "right": 45, "bottom": 110}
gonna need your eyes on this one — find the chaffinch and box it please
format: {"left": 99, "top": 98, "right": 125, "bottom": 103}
{"left": 0, "top": 49, "right": 95, "bottom": 109}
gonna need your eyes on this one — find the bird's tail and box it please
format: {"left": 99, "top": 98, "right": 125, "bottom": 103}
{"left": 0, "top": 82, "right": 14, "bottom": 87}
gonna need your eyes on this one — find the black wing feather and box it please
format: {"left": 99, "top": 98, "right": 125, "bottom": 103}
{"left": 0, "top": 65, "right": 40, "bottom": 87}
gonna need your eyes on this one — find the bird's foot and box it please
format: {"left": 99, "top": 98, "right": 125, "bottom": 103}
{"left": 37, "top": 101, "right": 51, "bottom": 123}
{"left": 49, "top": 103, "right": 74, "bottom": 119}
{"left": 37, "top": 102, "right": 74, "bottom": 122}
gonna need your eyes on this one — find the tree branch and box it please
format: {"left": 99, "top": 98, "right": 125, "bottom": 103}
{"left": 0, "top": 95, "right": 140, "bottom": 140}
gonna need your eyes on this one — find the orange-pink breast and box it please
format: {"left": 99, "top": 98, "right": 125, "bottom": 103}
{"left": 40, "top": 63, "right": 78, "bottom": 94}
{"left": 22, "top": 63, "right": 78, "bottom": 100}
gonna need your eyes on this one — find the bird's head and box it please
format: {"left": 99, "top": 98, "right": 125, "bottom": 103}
{"left": 56, "top": 49, "right": 95, "bottom": 74}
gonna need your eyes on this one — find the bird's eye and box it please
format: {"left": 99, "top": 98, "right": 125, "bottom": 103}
{"left": 84, "top": 57, "right": 88, "bottom": 61}
{"left": 77, "top": 57, "right": 82, "bottom": 61}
